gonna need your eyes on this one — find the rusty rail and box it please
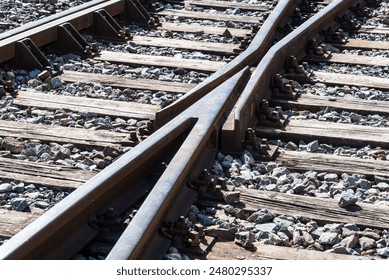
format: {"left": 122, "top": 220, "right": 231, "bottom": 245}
{"left": 153, "top": 0, "right": 299, "bottom": 129}
{"left": 222, "top": 0, "right": 365, "bottom": 153}
{"left": 0, "top": 0, "right": 364, "bottom": 260}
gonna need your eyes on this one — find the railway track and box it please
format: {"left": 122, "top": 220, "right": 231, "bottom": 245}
{"left": 0, "top": 0, "right": 388, "bottom": 260}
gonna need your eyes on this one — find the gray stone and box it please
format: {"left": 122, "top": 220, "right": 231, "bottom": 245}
{"left": 338, "top": 192, "right": 358, "bottom": 207}
{"left": 358, "top": 230, "right": 381, "bottom": 241}
{"left": 265, "top": 184, "right": 278, "bottom": 192}
{"left": 343, "top": 176, "right": 357, "bottom": 188}
{"left": 39, "top": 152, "right": 51, "bottom": 162}
{"left": 302, "top": 231, "right": 315, "bottom": 246}
{"left": 0, "top": 183, "right": 12, "bottom": 193}
{"left": 318, "top": 232, "right": 341, "bottom": 245}
{"left": 376, "top": 182, "right": 389, "bottom": 191}
{"left": 238, "top": 170, "right": 253, "bottom": 182}
{"left": 224, "top": 207, "right": 246, "bottom": 219}
{"left": 241, "top": 150, "right": 255, "bottom": 165}
{"left": 304, "top": 170, "right": 317, "bottom": 180}
{"left": 271, "top": 167, "right": 290, "bottom": 177}
{"left": 374, "top": 176, "right": 389, "bottom": 185}
{"left": 273, "top": 216, "right": 294, "bottom": 229}
{"left": 53, "top": 147, "right": 71, "bottom": 160}
{"left": 359, "top": 237, "right": 376, "bottom": 250}
{"left": 81, "top": 157, "right": 95, "bottom": 167}
{"left": 247, "top": 209, "right": 274, "bottom": 224}
{"left": 254, "top": 223, "right": 277, "bottom": 233}
{"left": 327, "top": 247, "right": 359, "bottom": 255}
{"left": 212, "top": 162, "right": 224, "bottom": 174}
{"left": 11, "top": 198, "right": 28, "bottom": 212}
{"left": 306, "top": 140, "right": 319, "bottom": 152}
{"left": 341, "top": 234, "right": 359, "bottom": 248}
{"left": 235, "top": 231, "right": 254, "bottom": 248}
{"left": 285, "top": 141, "right": 298, "bottom": 150}
{"left": 292, "top": 184, "right": 306, "bottom": 194}
{"left": 357, "top": 179, "right": 371, "bottom": 189}
{"left": 196, "top": 214, "right": 214, "bottom": 226}
{"left": 324, "top": 223, "right": 343, "bottom": 232}
{"left": 25, "top": 184, "right": 36, "bottom": 190}
{"left": 306, "top": 221, "right": 319, "bottom": 233}
{"left": 267, "top": 233, "right": 283, "bottom": 245}
{"left": 266, "top": 162, "right": 277, "bottom": 172}
{"left": 277, "top": 174, "right": 291, "bottom": 185}
{"left": 27, "top": 192, "right": 40, "bottom": 199}
{"left": 364, "top": 188, "right": 379, "bottom": 196}
{"left": 224, "top": 191, "right": 240, "bottom": 203}
{"left": 292, "top": 230, "right": 304, "bottom": 246}
{"left": 35, "top": 201, "right": 50, "bottom": 209}
{"left": 377, "top": 248, "right": 389, "bottom": 257}
{"left": 12, "top": 183, "right": 25, "bottom": 193}
{"left": 324, "top": 173, "right": 338, "bottom": 182}
{"left": 75, "top": 162, "right": 89, "bottom": 170}
{"left": 344, "top": 223, "right": 360, "bottom": 231}
{"left": 51, "top": 77, "right": 62, "bottom": 89}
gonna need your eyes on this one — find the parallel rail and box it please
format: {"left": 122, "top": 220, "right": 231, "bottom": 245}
{"left": 1, "top": 0, "right": 384, "bottom": 260}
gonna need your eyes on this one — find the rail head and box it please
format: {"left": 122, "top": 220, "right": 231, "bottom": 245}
{"left": 223, "top": 0, "right": 366, "bottom": 153}
{"left": 153, "top": 0, "right": 299, "bottom": 129}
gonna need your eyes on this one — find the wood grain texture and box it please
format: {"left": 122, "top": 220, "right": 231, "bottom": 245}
{"left": 207, "top": 240, "right": 370, "bottom": 260}
{"left": 132, "top": 36, "right": 239, "bottom": 54}
{"left": 61, "top": 70, "right": 195, "bottom": 93}
{"left": 96, "top": 50, "right": 225, "bottom": 72}
{"left": 0, "top": 157, "right": 95, "bottom": 189}
{"left": 0, "top": 210, "right": 38, "bottom": 237}
{"left": 271, "top": 94, "right": 389, "bottom": 116}
{"left": 305, "top": 53, "right": 389, "bottom": 67}
{"left": 14, "top": 91, "right": 159, "bottom": 120}
{"left": 313, "top": 71, "right": 389, "bottom": 90}
{"left": 157, "top": 9, "right": 262, "bottom": 24}
{"left": 334, "top": 39, "right": 389, "bottom": 50}
{"left": 276, "top": 149, "right": 389, "bottom": 179}
{"left": 239, "top": 188, "right": 389, "bottom": 229}
{"left": 256, "top": 119, "right": 389, "bottom": 148}
{"left": 158, "top": 22, "right": 250, "bottom": 38}
{"left": 184, "top": 0, "right": 269, "bottom": 11}
{"left": 0, "top": 120, "right": 130, "bottom": 147}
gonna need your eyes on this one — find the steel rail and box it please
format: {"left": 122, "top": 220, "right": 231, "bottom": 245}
{"left": 0, "top": 0, "right": 125, "bottom": 63}
{"left": 0, "top": 0, "right": 301, "bottom": 260}
{"left": 223, "top": 0, "right": 365, "bottom": 153}
{"left": 106, "top": 68, "right": 250, "bottom": 260}
{"left": 153, "top": 0, "right": 299, "bottom": 129}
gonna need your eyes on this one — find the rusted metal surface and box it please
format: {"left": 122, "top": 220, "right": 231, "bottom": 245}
{"left": 0, "top": 0, "right": 368, "bottom": 260}
{"left": 0, "top": 0, "right": 125, "bottom": 64}
{"left": 0, "top": 69, "right": 249, "bottom": 260}
{"left": 153, "top": 0, "right": 299, "bottom": 129}
{"left": 222, "top": 0, "right": 365, "bottom": 153}
{"left": 107, "top": 68, "right": 250, "bottom": 260}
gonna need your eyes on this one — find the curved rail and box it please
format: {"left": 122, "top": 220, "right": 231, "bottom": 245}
{"left": 153, "top": 0, "right": 298, "bottom": 128}
{"left": 0, "top": 0, "right": 300, "bottom": 260}
{"left": 223, "top": 0, "right": 364, "bottom": 152}
{"left": 0, "top": 0, "right": 364, "bottom": 260}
